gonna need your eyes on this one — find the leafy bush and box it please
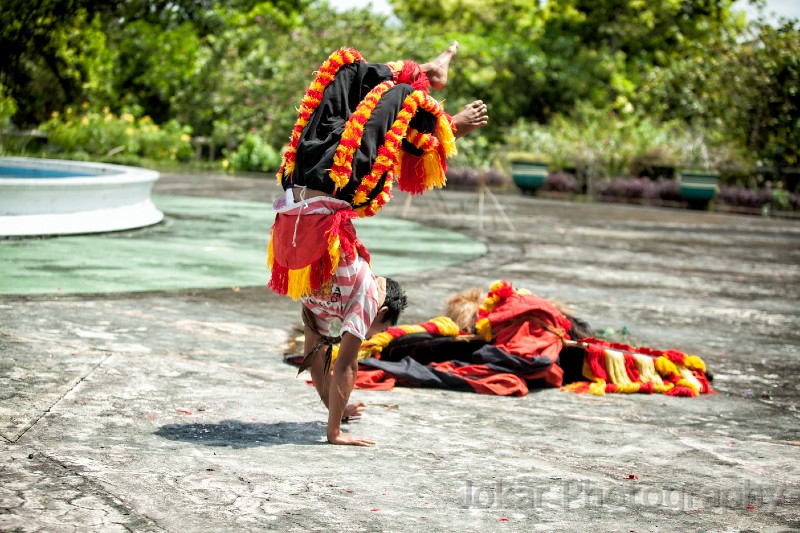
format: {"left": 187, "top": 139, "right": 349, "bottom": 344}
{"left": 39, "top": 105, "right": 193, "bottom": 161}
{"left": 596, "top": 177, "right": 681, "bottom": 202}
{"left": 226, "top": 133, "right": 281, "bottom": 173}
{"left": 715, "top": 185, "right": 800, "bottom": 212}
{"left": 505, "top": 104, "right": 748, "bottom": 180}
{"left": 542, "top": 171, "right": 579, "bottom": 194}
{"left": 0, "top": 83, "right": 17, "bottom": 131}
{"left": 444, "top": 166, "right": 509, "bottom": 190}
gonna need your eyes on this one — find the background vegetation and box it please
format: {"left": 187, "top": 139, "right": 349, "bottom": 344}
{"left": 1, "top": 0, "right": 798, "bottom": 203}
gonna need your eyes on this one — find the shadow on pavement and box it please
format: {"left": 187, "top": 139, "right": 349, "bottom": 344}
{"left": 154, "top": 420, "right": 327, "bottom": 448}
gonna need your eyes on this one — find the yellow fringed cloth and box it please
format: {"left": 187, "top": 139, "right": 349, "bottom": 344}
{"left": 562, "top": 338, "right": 714, "bottom": 397}
{"left": 267, "top": 200, "right": 369, "bottom": 301}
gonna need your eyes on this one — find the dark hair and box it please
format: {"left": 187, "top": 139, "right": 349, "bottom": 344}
{"left": 383, "top": 277, "right": 408, "bottom": 326}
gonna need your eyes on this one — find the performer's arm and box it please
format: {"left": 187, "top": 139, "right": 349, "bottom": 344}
{"left": 326, "top": 331, "right": 375, "bottom": 446}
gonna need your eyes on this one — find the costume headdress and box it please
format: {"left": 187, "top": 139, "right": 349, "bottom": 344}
{"left": 276, "top": 48, "right": 457, "bottom": 217}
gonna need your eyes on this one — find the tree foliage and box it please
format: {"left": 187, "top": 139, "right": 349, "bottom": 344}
{"left": 0, "top": 0, "right": 797, "bottom": 174}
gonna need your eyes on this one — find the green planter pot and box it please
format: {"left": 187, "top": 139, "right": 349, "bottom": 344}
{"left": 679, "top": 170, "right": 719, "bottom": 208}
{"left": 511, "top": 160, "right": 548, "bottom": 194}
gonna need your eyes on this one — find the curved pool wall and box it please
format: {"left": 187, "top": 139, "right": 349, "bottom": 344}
{"left": 0, "top": 157, "right": 163, "bottom": 236}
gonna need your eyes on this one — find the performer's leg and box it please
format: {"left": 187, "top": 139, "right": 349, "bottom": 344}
{"left": 421, "top": 41, "right": 459, "bottom": 90}
{"left": 305, "top": 325, "right": 330, "bottom": 407}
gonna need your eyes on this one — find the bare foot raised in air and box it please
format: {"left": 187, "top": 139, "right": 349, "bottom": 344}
{"left": 452, "top": 100, "right": 489, "bottom": 138}
{"left": 328, "top": 430, "right": 375, "bottom": 447}
{"left": 341, "top": 401, "right": 366, "bottom": 421}
{"left": 421, "top": 41, "right": 459, "bottom": 91}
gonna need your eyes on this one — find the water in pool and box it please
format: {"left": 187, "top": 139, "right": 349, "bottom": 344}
{"left": 0, "top": 165, "right": 87, "bottom": 178}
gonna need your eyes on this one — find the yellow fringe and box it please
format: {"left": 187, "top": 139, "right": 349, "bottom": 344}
{"left": 604, "top": 349, "right": 632, "bottom": 386}
{"left": 328, "top": 235, "right": 341, "bottom": 272}
{"left": 421, "top": 149, "right": 446, "bottom": 189}
{"left": 286, "top": 264, "right": 312, "bottom": 301}
{"left": 329, "top": 316, "right": 460, "bottom": 365}
{"left": 613, "top": 383, "right": 642, "bottom": 394}
{"left": 267, "top": 232, "right": 275, "bottom": 268}
{"left": 588, "top": 380, "right": 607, "bottom": 396}
{"left": 475, "top": 317, "right": 492, "bottom": 341}
{"left": 633, "top": 353, "right": 664, "bottom": 386}
{"left": 678, "top": 367, "right": 702, "bottom": 394}
{"left": 655, "top": 356, "right": 680, "bottom": 378}
{"left": 436, "top": 114, "right": 457, "bottom": 157}
{"left": 683, "top": 355, "right": 706, "bottom": 372}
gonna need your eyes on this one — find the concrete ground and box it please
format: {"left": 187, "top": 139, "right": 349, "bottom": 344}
{"left": 1, "top": 171, "right": 799, "bottom": 532}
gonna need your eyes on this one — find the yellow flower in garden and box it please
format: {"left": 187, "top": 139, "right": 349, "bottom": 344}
{"left": 180, "top": 134, "right": 190, "bottom": 142}
{"left": 102, "top": 106, "right": 110, "bottom": 113}
{"left": 82, "top": 101, "right": 89, "bottom": 109}
{"left": 222, "top": 159, "right": 229, "bottom": 169}
{"left": 121, "top": 113, "right": 134, "bottom": 123}
{"left": 105, "top": 114, "right": 113, "bottom": 122}
{"left": 141, "top": 115, "right": 151, "bottom": 124}
{"left": 80, "top": 117, "right": 89, "bottom": 126}
{"left": 51, "top": 111, "right": 59, "bottom": 118}
{"left": 125, "top": 127, "right": 133, "bottom": 136}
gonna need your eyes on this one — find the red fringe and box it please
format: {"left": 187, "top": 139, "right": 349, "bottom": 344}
{"left": 692, "top": 370, "right": 715, "bottom": 394}
{"left": 395, "top": 61, "right": 431, "bottom": 93}
{"left": 398, "top": 153, "right": 426, "bottom": 194}
{"left": 638, "top": 382, "right": 654, "bottom": 394}
{"left": 309, "top": 246, "right": 331, "bottom": 292}
{"left": 666, "top": 386, "right": 697, "bottom": 397}
{"left": 267, "top": 263, "right": 289, "bottom": 295}
{"left": 586, "top": 345, "right": 609, "bottom": 382}
{"left": 624, "top": 354, "right": 641, "bottom": 382}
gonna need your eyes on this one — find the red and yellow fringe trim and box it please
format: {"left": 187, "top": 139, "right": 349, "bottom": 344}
{"left": 329, "top": 80, "right": 394, "bottom": 191}
{"left": 267, "top": 209, "right": 367, "bottom": 301}
{"left": 353, "top": 91, "right": 456, "bottom": 217}
{"left": 277, "top": 48, "right": 362, "bottom": 183}
{"left": 475, "top": 280, "right": 531, "bottom": 341}
{"left": 330, "top": 316, "right": 460, "bottom": 365}
{"left": 278, "top": 48, "right": 458, "bottom": 217}
{"left": 562, "top": 338, "right": 714, "bottom": 397}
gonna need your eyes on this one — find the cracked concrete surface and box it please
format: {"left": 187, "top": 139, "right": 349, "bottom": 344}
{"left": 1, "top": 172, "right": 798, "bottom": 532}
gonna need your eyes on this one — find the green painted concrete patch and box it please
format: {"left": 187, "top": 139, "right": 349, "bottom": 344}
{"left": 0, "top": 195, "right": 486, "bottom": 295}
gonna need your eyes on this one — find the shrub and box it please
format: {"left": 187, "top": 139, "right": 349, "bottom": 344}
{"left": 0, "top": 83, "right": 17, "bottom": 132}
{"left": 716, "top": 185, "right": 772, "bottom": 209}
{"left": 542, "top": 171, "right": 579, "bottom": 194}
{"left": 444, "top": 166, "right": 509, "bottom": 190}
{"left": 226, "top": 133, "right": 280, "bottom": 173}
{"left": 505, "top": 103, "right": 749, "bottom": 180}
{"left": 714, "top": 185, "right": 800, "bottom": 212}
{"left": 596, "top": 176, "right": 682, "bottom": 203}
{"left": 39, "top": 105, "right": 192, "bottom": 161}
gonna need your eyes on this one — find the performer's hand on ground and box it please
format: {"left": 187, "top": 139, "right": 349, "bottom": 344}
{"left": 327, "top": 430, "right": 376, "bottom": 447}
{"left": 453, "top": 100, "right": 489, "bottom": 138}
{"left": 342, "top": 401, "right": 366, "bottom": 421}
{"left": 421, "top": 41, "right": 458, "bottom": 91}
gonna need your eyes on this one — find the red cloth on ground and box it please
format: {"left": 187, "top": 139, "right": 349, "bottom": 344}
{"left": 484, "top": 292, "right": 572, "bottom": 363}
{"left": 353, "top": 368, "right": 397, "bottom": 391}
{"left": 430, "top": 362, "right": 529, "bottom": 396}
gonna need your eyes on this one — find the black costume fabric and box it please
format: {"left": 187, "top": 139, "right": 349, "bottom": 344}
{"left": 285, "top": 62, "right": 437, "bottom": 206}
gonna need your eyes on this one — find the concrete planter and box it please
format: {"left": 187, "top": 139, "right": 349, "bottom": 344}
{"left": 679, "top": 169, "right": 720, "bottom": 209}
{"left": 0, "top": 157, "right": 163, "bottom": 236}
{"left": 510, "top": 160, "right": 549, "bottom": 194}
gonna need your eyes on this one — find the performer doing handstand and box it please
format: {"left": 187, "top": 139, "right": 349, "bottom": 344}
{"left": 268, "top": 42, "right": 488, "bottom": 446}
